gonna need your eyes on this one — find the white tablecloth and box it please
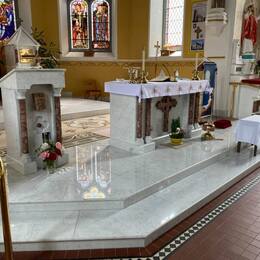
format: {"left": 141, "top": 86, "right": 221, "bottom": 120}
{"left": 235, "top": 115, "right": 260, "bottom": 146}
{"left": 105, "top": 80, "right": 211, "bottom": 100}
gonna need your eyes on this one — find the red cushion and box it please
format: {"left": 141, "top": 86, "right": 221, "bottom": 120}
{"left": 214, "top": 119, "right": 232, "bottom": 129}
{"left": 241, "top": 78, "right": 260, "bottom": 85}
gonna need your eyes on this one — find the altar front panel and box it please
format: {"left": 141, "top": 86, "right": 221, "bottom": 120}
{"left": 110, "top": 94, "right": 138, "bottom": 146}
{"left": 151, "top": 95, "right": 189, "bottom": 137}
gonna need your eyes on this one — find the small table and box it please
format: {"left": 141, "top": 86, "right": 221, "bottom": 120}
{"left": 229, "top": 80, "right": 260, "bottom": 118}
{"left": 236, "top": 115, "right": 260, "bottom": 156}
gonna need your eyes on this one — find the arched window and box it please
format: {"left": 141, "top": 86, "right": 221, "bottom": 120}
{"left": 0, "top": 0, "right": 17, "bottom": 41}
{"left": 67, "top": 0, "right": 112, "bottom": 52}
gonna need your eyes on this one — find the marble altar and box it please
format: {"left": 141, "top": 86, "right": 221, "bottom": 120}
{"left": 105, "top": 80, "right": 210, "bottom": 153}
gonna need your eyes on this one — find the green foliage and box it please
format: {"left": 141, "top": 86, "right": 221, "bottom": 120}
{"left": 170, "top": 117, "right": 184, "bottom": 139}
{"left": 31, "top": 28, "right": 60, "bottom": 69}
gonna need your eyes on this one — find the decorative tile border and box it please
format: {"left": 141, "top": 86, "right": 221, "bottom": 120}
{"left": 116, "top": 174, "right": 260, "bottom": 260}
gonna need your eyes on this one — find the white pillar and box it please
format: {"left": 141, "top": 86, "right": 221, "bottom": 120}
{"left": 18, "top": 0, "right": 32, "bottom": 32}
{"left": 204, "top": 0, "right": 237, "bottom": 117}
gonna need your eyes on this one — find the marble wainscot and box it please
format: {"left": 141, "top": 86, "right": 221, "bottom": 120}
{"left": 0, "top": 69, "right": 69, "bottom": 175}
{"left": 105, "top": 80, "right": 211, "bottom": 153}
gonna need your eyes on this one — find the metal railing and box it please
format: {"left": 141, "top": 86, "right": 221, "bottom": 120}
{"left": 0, "top": 159, "right": 13, "bottom": 260}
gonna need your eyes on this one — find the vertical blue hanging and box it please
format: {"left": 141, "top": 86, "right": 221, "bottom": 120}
{"left": 201, "top": 62, "right": 217, "bottom": 117}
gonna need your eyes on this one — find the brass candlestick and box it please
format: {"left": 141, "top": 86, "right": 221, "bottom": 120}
{"left": 192, "top": 69, "right": 200, "bottom": 81}
{"left": 171, "top": 70, "right": 178, "bottom": 82}
{"left": 140, "top": 70, "right": 148, "bottom": 84}
{"left": 126, "top": 67, "right": 140, "bottom": 84}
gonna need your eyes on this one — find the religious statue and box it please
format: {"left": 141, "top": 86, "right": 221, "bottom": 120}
{"left": 241, "top": 3, "right": 259, "bottom": 54}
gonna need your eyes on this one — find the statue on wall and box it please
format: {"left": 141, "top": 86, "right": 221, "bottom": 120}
{"left": 241, "top": 2, "right": 259, "bottom": 53}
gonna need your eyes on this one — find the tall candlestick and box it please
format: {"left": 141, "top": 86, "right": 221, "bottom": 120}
{"left": 142, "top": 48, "right": 145, "bottom": 71}
{"left": 195, "top": 53, "right": 199, "bottom": 70}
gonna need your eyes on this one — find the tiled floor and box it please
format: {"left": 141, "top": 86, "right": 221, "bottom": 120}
{"left": 2, "top": 167, "right": 260, "bottom": 259}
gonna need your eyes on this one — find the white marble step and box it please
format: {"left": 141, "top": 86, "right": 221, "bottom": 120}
{"left": 9, "top": 143, "right": 232, "bottom": 212}
{"left": 2, "top": 147, "right": 259, "bottom": 251}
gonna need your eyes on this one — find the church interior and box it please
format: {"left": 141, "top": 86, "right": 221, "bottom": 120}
{"left": 0, "top": 0, "right": 260, "bottom": 259}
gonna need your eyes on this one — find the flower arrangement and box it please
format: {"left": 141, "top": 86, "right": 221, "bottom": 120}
{"left": 31, "top": 28, "right": 60, "bottom": 69}
{"left": 37, "top": 141, "right": 63, "bottom": 173}
{"left": 170, "top": 117, "right": 184, "bottom": 145}
{"left": 170, "top": 117, "right": 184, "bottom": 139}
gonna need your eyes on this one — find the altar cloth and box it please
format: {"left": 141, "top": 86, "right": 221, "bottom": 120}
{"left": 105, "top": 80, "right": 211, "bottom": 100}
{"left": 235, "top": 115, "right": 260, "bottom": 146}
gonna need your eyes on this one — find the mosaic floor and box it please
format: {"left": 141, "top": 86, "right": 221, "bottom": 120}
{"left": 0, "top": 114, "right": 110, "bottom": 157}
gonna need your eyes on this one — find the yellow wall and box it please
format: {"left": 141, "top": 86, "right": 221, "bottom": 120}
{"left": 31, "top": 0, "right": 203, "bottom": 97}
{"left": 31, "top": 0, "right": 60, "bottom": 48}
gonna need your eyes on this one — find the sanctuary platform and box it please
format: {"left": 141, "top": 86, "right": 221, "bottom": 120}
{"left": 0, "top": 124, "right": 260, "bottom": 252}
{"left": 0, "top": 98, "right": 110, "bottom": 130}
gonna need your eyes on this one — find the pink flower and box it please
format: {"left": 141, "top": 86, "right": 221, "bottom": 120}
{"left": 55, "top": 142, "right": 62, "bottom": 150}
{"left": 39, "top": 151, "right": 49, "bottom": 160}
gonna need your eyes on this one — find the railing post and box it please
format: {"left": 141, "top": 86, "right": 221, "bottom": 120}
{"left": 0, "top": 159, "right": 13, "bottom": 260}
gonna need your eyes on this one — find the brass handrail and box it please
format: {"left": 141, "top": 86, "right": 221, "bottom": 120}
{"left": 0, "top": 159, "right": 13, "bottom": 260}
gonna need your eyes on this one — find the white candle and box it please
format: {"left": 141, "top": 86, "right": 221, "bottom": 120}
{"left": 195, "top": 53, "right": 199, "bottom": 70}
{"left": 142, "top": 48, "right": 145, "bottom": 71}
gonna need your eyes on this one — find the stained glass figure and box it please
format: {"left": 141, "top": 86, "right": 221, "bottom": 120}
{"left": 0, "top": 0, "right": 16, "bottom": 41}
{"left": 91, "top": 0, "right": 110, "bottom": 50}
{"left": 70, "top": 0, "right": 89, "bottom": 49}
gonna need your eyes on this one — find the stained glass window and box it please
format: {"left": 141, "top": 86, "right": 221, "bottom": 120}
{"left": 91, "top": 0, "right": 110, "bottom": 50}
{"left": 69, "top": 0, "right": 89, "bottom": 49}
{"left": 163, "top": 0, "right": 184, "bottom": 47}
{"left": 0, "top": 0, "right": 17, "bottom": 41}
{"left": 68, "top": 0, "right": 112, "bottom": 52}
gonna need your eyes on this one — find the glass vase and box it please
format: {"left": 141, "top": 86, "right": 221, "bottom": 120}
{"left": 45, "top": 160, "right": 56, "bottom": 174}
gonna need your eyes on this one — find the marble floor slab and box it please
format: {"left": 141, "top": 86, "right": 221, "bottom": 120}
{"left": 1, "top": 140, "right": 259, "bottom": 251}
{"left": 8, "top": 125, "right": 235, "bottom": 212}
{"left": 60, "top": 98, "right": 110, "bottom": 120}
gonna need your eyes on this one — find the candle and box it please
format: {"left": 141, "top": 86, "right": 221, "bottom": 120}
{"left": 142, "top": 48, "right": 145, "bottom": 71}
{"left": 195, "top": 53, "right": 199, "bottom": 70}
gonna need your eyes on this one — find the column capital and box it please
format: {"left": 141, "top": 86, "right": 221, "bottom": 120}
{"left": 16, "top": 90, "right": 27, "bottom": 100}
{"left": 53, "top": 88, "right": 62, "bottom": 97}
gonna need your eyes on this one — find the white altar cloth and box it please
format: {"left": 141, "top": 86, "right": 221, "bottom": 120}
{"left": 235, "top": 115, "right": 260, "bottom": 146}
{"left": 105, "top": 80, "right": 211, "bottom": 100}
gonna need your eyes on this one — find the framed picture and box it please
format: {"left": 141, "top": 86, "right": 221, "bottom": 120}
{"left": 32, "top": 93, "right": 46, "bottom": 111}
{"left": 190, "top": 1, "right": 207, "bottom": 51}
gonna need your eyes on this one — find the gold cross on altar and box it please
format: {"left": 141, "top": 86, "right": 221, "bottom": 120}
{"left": 154, "top": 41, "right": 161, "bottom": 75}
{"left": 154, "top": 41, "right": 161, "bottom": 58}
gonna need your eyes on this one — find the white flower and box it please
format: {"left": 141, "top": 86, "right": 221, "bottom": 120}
{"left": 41, "top": 142, "right": 50, "bottom": 150}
